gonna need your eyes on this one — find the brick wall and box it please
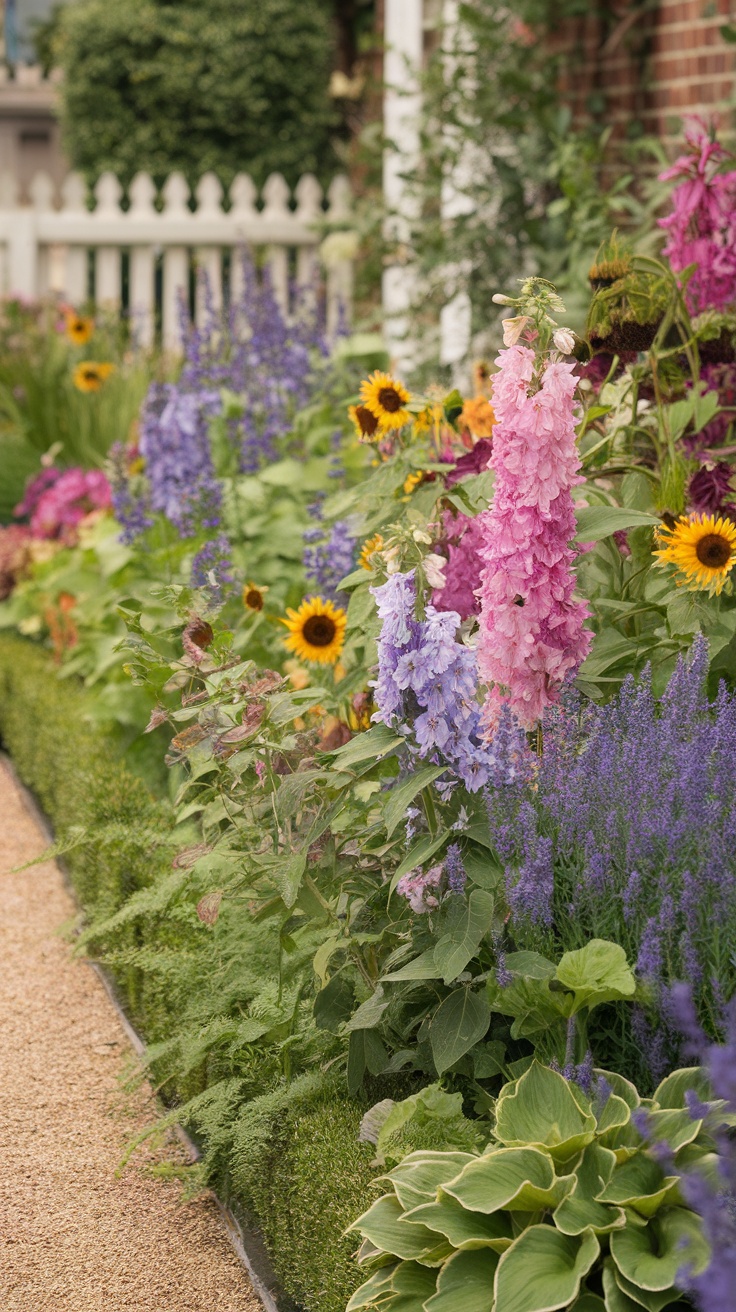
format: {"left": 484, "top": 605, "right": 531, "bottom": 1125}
{"left": 556, "top": 0, "right": 736, "bottom": 152}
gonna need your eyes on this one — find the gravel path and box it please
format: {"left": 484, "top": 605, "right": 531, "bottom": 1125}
{"left": 0, "top": 759, "right": 262, "bottom": 1312}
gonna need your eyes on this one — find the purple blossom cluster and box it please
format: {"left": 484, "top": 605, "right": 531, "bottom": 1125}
{"left": 303, "top": 515, "right": 356, "bottom": 604}
{"left": 488, "top": 636, "right": 736, "bottom": 1024}
{"left": 370, "top": 570, "right": 522, "bottom": 792}
{"left": 668, "top": 983, "right": 736, "bottom": 1312}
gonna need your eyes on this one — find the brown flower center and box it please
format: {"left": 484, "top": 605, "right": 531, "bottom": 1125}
{"left": 187, "top": 619, "right": 214, "bottom": 649}
{"left": 356, "top": 405, "right": 379, "bottom": 435}
{"left": 377, "top": 386, "right": 402, "bottom": 413}
{"left": 696, "top": 533, "right": 733, "bottom": 569}
{"left": 302, "top": 615, "right": 337, "bottom": 647}
{"left": 244, "top": 588, "right": 264, "bottom": 611}
{"left": 83, "top": 368, "right": 98, "bottom": 381}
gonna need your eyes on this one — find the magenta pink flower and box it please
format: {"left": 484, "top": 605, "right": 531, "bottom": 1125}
{"left": 29, "top": 467, "right": 112, "bottom": 540}
{"left": 477, "top": 344, "right": 591, "bottom": 729}
{"left": 432, "top": 508, "right": 484, "bottom": 620}
{"left": 659, "top": 119, "right": 736, "bottom": 315}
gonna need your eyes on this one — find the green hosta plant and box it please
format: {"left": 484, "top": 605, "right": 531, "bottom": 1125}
{"left": 347, "top": 1060, "right": 713, "bottom": 1312}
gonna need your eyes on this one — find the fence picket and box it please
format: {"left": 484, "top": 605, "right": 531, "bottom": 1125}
{"left": 128, "top": 173, "right": 157, "bottom": 348}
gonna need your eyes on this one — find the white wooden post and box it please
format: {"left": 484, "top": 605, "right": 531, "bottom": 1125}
{"left": 229, "top": 173, "right": 257, "bottom": 310}
{"left": 194, "top": 172, "right": 224, "bottom": 324}
{"left": 383, "top": 0, "right": 423, "bottom": 376}
{"left": 94, "top": 173, "right": 123, "bottom": 308}
{"left": 294, "top": 173, "right": 322, "bottom": 306}
{"left": 4, "top": 170, "right": 37, "bottom": 298}
{"left": 161, "top": 172, "right": 190, "bottom": 351}
{"left": 29, "top": 171, "right": 55, "bottom": 296}
{"left": 128, "top": 172, "right": 157, "bottom": 349}
{"left": 439, "top": 0, "right": 474, "bottom": 378}
{"left": 60, "top": 172, "right": 88, "bottom": 305}
{"left": 325, "top": 175, "right": 354, "bottom": 338}
{"left": 262, "top": 173, "right": 291, "bottom": 314}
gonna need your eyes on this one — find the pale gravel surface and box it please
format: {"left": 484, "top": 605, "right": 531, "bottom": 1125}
{"left": 0, "top": 759, "right": 262, "bottom": 1312}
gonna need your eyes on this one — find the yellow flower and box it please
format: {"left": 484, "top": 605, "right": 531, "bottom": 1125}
{"left": 73, "top": 361, "right": 115, "bottom": 392}
{"left": 65, "top": 310, "right": 94, "bottom": 346}
{"left": 284, "top": 659, "right": 311, "bottom": 689}
{"left": 242, "top": 581, "right": 268, "bottom": 611}
{"left": 654, "top": 513, "right": 736, "bottom": 596}
{"left": 403, "top": 471, "right": 426, "bottom": 495}
{"left": 282, "top": 596, "right": 347, "bottom": 665}
{"left": 360, "top": 371, "right": 411, "bottom": 431}
{"left": 348, "top": 403, "right": 381, "bottom": 443}
{"left": 460, "top": 395, "right": 496, "bottom": 438}
{"left": 359, "top": 532, "right": 384, "bottom": 569}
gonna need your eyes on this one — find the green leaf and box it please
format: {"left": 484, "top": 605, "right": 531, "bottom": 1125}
{"left": 569, "top": 1297, "right": 606, "bottom": 1312}
{"left": 596, "top": 1156, "right": 679, "bottom": 1218}
{"left": 493, "top": 1225, "right": 600, "bottom": 1312}
{"left": 433, "top": 890, "right": 495, "bottom": 984}
{"left": 610, "top": 1208, "right": 709, "bottom": 1290}
{"left": 347, "top": 1028, "right": 388, "bottom": 1094}
{"left": 443, "top": 1146, "right": 574, "bottom": 1214}
{"left": 267, "top": 851, "right": 306, "bottom": 908}
{"left": 385, "top": 1149, "right": 478, "bottom": 1210}
{"left": 553, "top": 1143, "right": 625, "bottom": 1237}
{"left": 430, "top": 989, "right": 491, "bottom": 1074}
{"left": 554, "top": 939, "right": 636, "bottom": 1013}
{"left": 424, "top": 1249, "right": 498, "bottom": 1311}
{"left": 384, "top": 765, "right": 446, "bottom": 837}
{"left": 614, "top": 1269, "right": 689, "bottom": 1312}
{"left": 313, "top": 972, "right": 354, "bottom": 1032}
{"left": 393, "top": 830, "right": 452, "bottom": 882}
{"left": 343, "top": 985, "right": 389, "bottom": 1032}
{"left": 383, "top": 947, "right": 443, "bottom": 981}
{"left": 651, "top": 1067, "right": 711, "bottom": 1111}
{"left": 348, "top": 1194, "right": 451, "bottom": 1263}
{"left": 406, "top": 1194, "right": 513, "bottom": 1252}
{"left": 389, "top": 1261, "right": 439, "bottom": 1309}
{"left": 330, "top": 722, "right": 406, "bottom": 768}
{"left": 575, "top": 506, "right": 660, "bottom": 542}
{"left": 345, "top": 1262, "right": 399, "bottom": 1311}
{"left": 494, "top": 1062, "right": 597, "bottom": 1162}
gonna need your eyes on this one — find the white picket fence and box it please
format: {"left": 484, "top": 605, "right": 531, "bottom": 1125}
{"left": 0, "top": 168, "right": 354, "bottom": 349}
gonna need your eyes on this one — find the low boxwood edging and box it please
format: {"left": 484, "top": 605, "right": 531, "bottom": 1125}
{"left": 0, "top": 635, "right": 376, "bottom": 1312}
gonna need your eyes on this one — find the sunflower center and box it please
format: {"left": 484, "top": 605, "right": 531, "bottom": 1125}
{"left": 356, "top": 405, "right": 379, "bottom": 435}
{"left": 377, "top": 386, "right": 402, "bottom": 413}
{"left": 83, "top": 368, "right": 98, "bottom": 381}
{"left": 245, "top": 588, "right": 264, "bottom": 610}
{"left": 303, "top": 615, "right": 337, "bottom": 647}
{"left": 695, "top": 533, "right": 733, "bottom": 569}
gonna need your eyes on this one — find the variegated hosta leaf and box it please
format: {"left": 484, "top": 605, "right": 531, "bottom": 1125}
{"left": 424, "top": 1249, "right": 498, "bottom": 1311}
{"left": 493, "top": 1225, "right": 600, "bottom": 1312}
{"left": 610, "top": 1207, "right": 709, "bottom": 1292}
{"left": 494, "top": 1062, "right": 597, "bottom": 1162}
{"left": 442, "top": 1145, "right": 575, "bottom": 1214}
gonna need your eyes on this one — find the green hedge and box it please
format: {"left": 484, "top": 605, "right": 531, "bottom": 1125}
{"left": 0, "top": 634, "right": 374, "bottom": 1312}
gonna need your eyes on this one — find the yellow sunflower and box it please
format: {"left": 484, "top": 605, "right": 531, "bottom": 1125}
{"left": 360, "top": 371, "right": 411, "bottom": 431}
{"left": 348, "top": 403, "right": 381, "bottom": 443}
{"left": 359, "top": 532, "right": 384, "bottom": 569}
{"left": 65, "top": 310, "right": 94, "bottom": 346}
{"left": 403, "top": 470, "right": 427, "bottom": 495}
{"left": 654, "top": 513, "right": 736, "bottom": 596}
{"left": 282, "top": 596, "right": 347, "bottom": 665}
{"left": 73, "top": 361, "right": 115, "bottom": 393}
{"left": 242, "top": 581, "right": 268, "bottom": 611}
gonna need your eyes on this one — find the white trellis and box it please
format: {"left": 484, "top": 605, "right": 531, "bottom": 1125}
{"left": 0, "top": 168, "right": 354, "bottom": 349}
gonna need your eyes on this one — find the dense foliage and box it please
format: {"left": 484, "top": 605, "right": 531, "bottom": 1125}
{"left": 49, "top": 0, "right": 340, "bottom": 188}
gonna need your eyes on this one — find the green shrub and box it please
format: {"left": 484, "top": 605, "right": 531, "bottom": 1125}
{"left": 50, "top": 0, "right": 339, "bottom": 188}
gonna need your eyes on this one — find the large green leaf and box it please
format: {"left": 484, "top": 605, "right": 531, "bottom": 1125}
{"left": 424, "top": 1249, "right": 498, "bottom": 1311}
{"left": 405, "top": 1194, "right": 514, "bottom": 1252}
{"left": 596, "top": 1156, "right": 679, "bottom": 1219}
{"left": 384, "top": 765, "right": 446, "bottom": 837}
{"left": 268, "top": 851, "right": 306, "bottom": 908}
{"left": 554, "top": 1143, "right": 625, "bottom": 1237}
{"left": 575, "top": 506, "right": 660, "bottom": 542}
{"left": 651, "top": 1068, "right": 711, "bottom": 1111}
{"left": 345, "top": 1262, "right": 399, "bottom": 1311}
{"left": 569, "top": 1297, "right": 606, "bottom": 1312}
{"left": 610, "top": 1208, "right": 709, "bottom": 1291}
{"left": 383, "top": 947, "right": 443, "bottom": 981}
{"left": 385, "top": 1150, "right": 478, "bottom": 1211}
{"left": 330, "top": 722, "right": 406, "bottom": 768}
{"left": 389, "top": 1260, "right": 439, "bottom": 1310}
{"left": 494, "top": 1062, "right": 597, "bottom": 1161}
{"left": 554, "top": 940, "right": 636, "bottom": 1013}
{"left": 493, "top": 1225, "right": 600, "bottom": 1312}
{"left": 430, "top": 989, "right": 491, "bottom": 1074}
{"left": 433, "top": 890, "right": 495, "bottom": 984}
{"left": 489, "top": 972, "right": 573, "bottom": 1039}
{"left": 614, "top": 1269, "right": 689, "bottom": 1312}
{"left": 443, "top": 1146, "right": 574, "bottom": 1214}
{"left": 348, "top": 1194, "right": 451, "bottom": 1263}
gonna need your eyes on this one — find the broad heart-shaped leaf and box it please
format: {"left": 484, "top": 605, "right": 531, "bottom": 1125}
{"left": 384, "top": 764, "right": 445, "bottom": 837}
{"left": 383, "top": 946, "right": 443, "bottom": 981}
{"left": 489, "top": 972, "right": 573, "bottom": 1039}
{"left": 405, "top": 1194, "right": 514, "bottom": 1252}
{"left": 553, "top": 1143, "right": 626, "bottom": 1237}
{"left": 433, "top": 890, "right": 495, "bottom": 984}
{"left": 442, "top": 1146, "right": 574, "bottom": 1214}
{"left": 614, "top": 1268, "right": 690, "bottom": 1312}
{"left": 348, "top": 1194, "right": 451, "bottom": 1264}
{"left": 493, "top": 1225, "right": 600, "bottom": 1312}
{"left": 345, "top": 1261, "right": 399, "bottom": 1311}
{"left": 424, "top": 1249, "right": 498, "bottom": 1311}
{"left": 643, "top": 1106, "right": 703, "bottom": 1153}
{"left": 601, "top": 1261, "right": 649, "bottom": 1312}
{"left": 430, "top": 988, "right": 491, "bottom": 1075}
{"left": 385, "top": 1150, "right": 478, "bottom": 1211}
{"left": 554, "top": 940, "right": 636, "bottom": 1013}
{"left": 574, "top": 505, "right": 660, "bottom": 542}
{"left": 494, "top": 1062, "right": 597, "bottom": 1162}
{"left": 651, "top": 1067, "right": 712, "bottom": 1111}
{"left": 595, "top": 1155, "right": 680, "bottom": 1218}
{"left": 389, "top": 1260, "right": 439, "bottom": 1310}
{"left": 610, "top": 1207, "right": 710, "bottom": 1291}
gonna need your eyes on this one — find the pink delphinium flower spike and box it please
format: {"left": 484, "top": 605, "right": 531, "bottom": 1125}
{"left": 477, "top": 343, "right": 592, "bottom": 730}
